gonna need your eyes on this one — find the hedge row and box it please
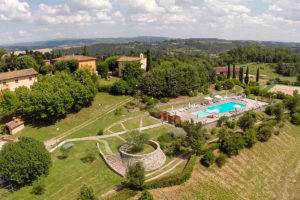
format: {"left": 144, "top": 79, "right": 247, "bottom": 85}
{"left": 143, "top": 154, "right": 196, "bottom": 189}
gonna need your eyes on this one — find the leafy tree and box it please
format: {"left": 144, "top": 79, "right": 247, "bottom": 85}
{"left": 77, "top": 184, "right": 95, "bottom": 200}
{"left": 245, "top": 66, "right": 249, "bottom": 84}
{"left": 97, "top": 62, "right": 109, "bottom": 79}
{"left": 256, "top": 67, "right": 260, "bottom": 82}
{"left": 200, "top": 151, "right": 216, "bottom": 167}
{"left": 239, "top": 67, "right": 244, "bottom": 83}
{"left": 297, "top": 74, "right": 300, "bottom": 81}
{"left": 83, "top": 45, "right": 88, "bottom": 56}
{"left": 0, "top": 48, "right": 7, "bottom": 57}
{"left": 223, "top": 79, "right": 234, "bottom": 90}
{"left": 243, "top": 129, "right": 257, "bottom": 148}
{"left": 0, "top": 90, "right": 20, "bottom": 116}
{"left": 232, "top": 64, "right": 236, "bottom": 79}
{"left": 55, "top": 60, "right": 79, "bottom": 73}
{"left": 125, "top": 131, "right": 150, "bottom": 152}
{"left": 273, "top": 103, "right": 284, "bottom": 121}
{"left": 111, "top": 80, "right": 130, "bottom": 94}
{"left": 215, "top": 153, "right": 228, "bottom": 168}
{"left": 0, "top": 137, "right": 51, "bottom": 185}
{"left": 238, "top": 111, "right": 257, "bottom": 131}
{"left": 126, "top": 162, "right": 145, "bottom": 189}
{"left": 257, "top": 125, "right": 272, "bottom": 142}
{"left": 105, "top": 56, "right": 120, "bottom": 71}
{"left": 139, "top": 190, "right": 154, "bottom": 200}
{"left": 122, "top": 61, "right": 143, "bottom": 93}
{"left": 68, "top": 59, "right": 79, "bottom": 73}
{"left": 220, "top": 132, "right": 245, "bottom": 156}
{"left": 146, "top": 49, "right": 152, "bottom": 72}
{"left": 39, "top": 64, "right": 54, "bottom": 75}
{"left": 54, "top": 60, "right": 69, "bottom": 71}
{"left": 227, "top": 63, "right": 230, "bottom": 79}
{"left": 291, "top": 113, "right": 300, "bottom": 125}
{"left": 16, "top": 55, "right": 39, "bottom": 71}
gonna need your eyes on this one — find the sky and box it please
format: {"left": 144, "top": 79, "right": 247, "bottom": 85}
{"left": 0, "top": 0, "right": 300, "bottom": 45}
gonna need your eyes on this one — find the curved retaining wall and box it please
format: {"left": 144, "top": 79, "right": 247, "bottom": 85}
{"left": 119, "top": 140, "right": 166, "bottom": 171}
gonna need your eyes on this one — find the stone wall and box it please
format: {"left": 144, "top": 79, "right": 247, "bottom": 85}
{"left": 119, "top": 140, "right": 166, "bottom": 171}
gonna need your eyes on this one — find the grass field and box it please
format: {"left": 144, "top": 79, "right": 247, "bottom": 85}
{"left": 123, "top": 118, "right": 141, "bottom": 130}
{"left": 148, "top": 123, "right": 300, "bottom": 200}
{"left": 127, "top": 144, "right": 155, "bottom": 155}
{"left": 3, "top": 141, "right": 124, "bottom": 200}
{"left": 236, "top": 63, "right": 297, "bottom": 82}
{"left": 142, "top": 116, "right": 161, "bottom": 127}
{"left": 98, "top": 76, "right": 120, "bottom": 86}
{"left": 6, "top": 93, "right": 130, "bottom": 142}
{"left": 109, "top": 124, "right": 124, "bottom": 133}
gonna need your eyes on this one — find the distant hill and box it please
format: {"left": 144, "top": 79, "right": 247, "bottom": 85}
{"left": 2, "top": 37, "right": 300, "bottom": 56}
{"left": 52, "top": 38, "right": 300, "bottom": 57}
{"left": 2, "top": 36, "right": 169, "bottom": 51}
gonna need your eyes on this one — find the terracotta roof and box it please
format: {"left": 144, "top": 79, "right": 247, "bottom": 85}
{"left": 52, "top": 55, "right": 96, "bottom": 62}
{"left": 214, "top": 67, "right": 240, "bottom": 72}
{"left": 117, "top": 57, "right": 141, "bottom": 62}
{"left": 6, "top": 118, "right": 24, "bottom": 130}
{"left": 0, "top": 68, "right": 38, "bottom": 82}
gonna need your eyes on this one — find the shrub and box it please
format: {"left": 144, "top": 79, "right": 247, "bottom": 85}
{"left": 217, "top": 116, "right": 229, "bottom": 127}
{"left": 149, "top": 108, "right": 161, "bottom": 119}
{"left": 215, "top": 82, "right": 223, "bottom": 91}
{"left": 170, "top": 127, "right": 187, "bottom": 138}
{"left": 291, "top": 113, "right": 300, "bottom": 125}
{"left": 31, "top": 176, "right": 46, "bottom": 195}
{"left": 265, "top": 105, "right": 274, "bottom": 115}
{"left": 80, "top": 153, "right": 96, "bottom": 163}
{"left": 77, "top": 184, "right": 95, "bottom": 200}
{"left": 126, "top": 162, "right": 145, "bottom": 189}
{"left": 276, "top": 92, "right": 287, "bottom": 99}
{"left": 215, "top": 153, "right": 228, "bottom": 168}
{"left": 139, "top": 190, "right": 154, "bottom": 200}
{"left": 160, "top": 97, "right": 169, "bottom": 103}
{"left": 210, "top": 127, "right": 218, "bottom": 135}
{"left": 217, "top": 74, "right": 226, "bottom": 81}
{"left": 220, "top": 132, "right": 246, "bottom": 156}
{"left": 238, "top": 111, "right": 257, "bottom": 131}
{"left": 143, "top": 154, "right": 196, "bottom": 189}
{"left": 225, "top": 120, "right": 236, "bottom": 129}
{"left": 257, "top": 125, "right": 272, "bottom": 142}
{"left": 243, "top": 129, "right": 257, "bottom": 148}
{"left": 200, "top": 151, "right": 216, "bottom": 167}
{"left": 223, "top": 79, "right": 234, "bottom": 90}
{"left": 97, "top": 129, "right": 103, "bottom": 135}
{"left": 244, "top": 87, "right": 250, "bottom": 96}
{"left": 114, "top": 108, "right": 123, "bottom": 116}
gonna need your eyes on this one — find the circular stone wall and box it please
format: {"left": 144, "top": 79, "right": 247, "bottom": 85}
{"left": 119, "top": 140, "right": 166, "bottom": 171}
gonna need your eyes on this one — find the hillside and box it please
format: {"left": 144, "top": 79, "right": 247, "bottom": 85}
{"left": 147, "top": 123, "right": 300, "bottom": 200}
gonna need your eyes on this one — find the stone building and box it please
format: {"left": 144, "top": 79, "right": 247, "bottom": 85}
{"left": 5, "top": 118, "right": 25, "bottom": 135}
{"left": 52, "top": 55, "right": 97, "bottom": 74}
{"left": 116, "top": 53, "right": 147, "bottom": 76}
{"left": 0, "top": 68, "right": 38, "bottom": 93}
{"left": 214, "top": 67, "right": 240, "bottom": 75}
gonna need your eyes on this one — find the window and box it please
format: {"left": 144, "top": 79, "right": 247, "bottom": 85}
{"left": 15, "top": 79, "right": 18, "bottom": 83}
{"left": 29, "top": 77, "right": 32, "bottom": 81}
{"left": 3, "top": 82, "right": 6, "bottom": 86}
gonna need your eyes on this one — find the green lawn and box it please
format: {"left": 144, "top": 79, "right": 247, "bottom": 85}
{"left": 142, "top": 116, "right": 160, "bottom": 127}
{"left": 236, "top": 63, "right": 297, "bottom": 82}
{"left": 102, "top": 137, "right": 125, "bottom": 154}
{"left": 142, "top": 125, "right": 172, "bottom": 141}
{"left": 7, "top": 93, "right": 130, "bottom": 142}
{"left": 127, "top": 144, "right": 155, "bottom": 155}
{"left": 3, "top": 141, "right": 124, "bottom": 200}
{"left": 98, "top": 76, "right": 120, "bottom": 86}
{"left": 109, "top": 124, "right": 124, "bottom": 133}
{"left": 123, "top": 118, "right": 141, "bottom": 130}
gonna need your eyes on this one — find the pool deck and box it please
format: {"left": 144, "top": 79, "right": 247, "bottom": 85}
{"left": 168, "top": 97, "right": 268, "bottom": 124}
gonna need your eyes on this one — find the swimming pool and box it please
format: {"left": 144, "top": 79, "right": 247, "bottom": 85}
{"left": 192, "top": 102, "right": 245, "bottom": 117}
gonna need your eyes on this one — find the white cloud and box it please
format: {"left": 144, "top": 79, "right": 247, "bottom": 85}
{"left": 66, "top": 0, "right": 112, "bottom": 11}
{"left": 95, "top": 11, "right": 114, "bottom": 24}
{"left": 35, "top": 3, "right": 92, "bottom": 25}
{"left": 0, "top": 0, "right": 31, "bottom": 21}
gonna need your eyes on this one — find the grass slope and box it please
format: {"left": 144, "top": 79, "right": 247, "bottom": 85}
{"left": 149, "top": 123, "right": 300, "bottom": 200}
{"left": 3, "top": 141, "right": 124, "bottom": 200}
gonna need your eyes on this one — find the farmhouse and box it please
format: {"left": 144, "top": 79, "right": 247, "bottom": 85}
{"left": 0, "top": 68, "right": 38, "bottom": 93}
{"left": 52, "top": 55, "right": 97, "bottom": 74}
{"left": 214, "top": 67, "right": 240, "bottom": 75}
{"left": 117, "top": 53, "right": 147, "bottom": 76}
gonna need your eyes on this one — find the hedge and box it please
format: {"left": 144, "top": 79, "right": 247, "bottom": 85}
{"left": 142, "top": 154, "right": 196, "bottom": 189}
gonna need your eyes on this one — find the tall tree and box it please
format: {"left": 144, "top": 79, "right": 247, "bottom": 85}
{"left": 245, "top": 66, "right": 249, "bottom": 84}
{"left": 0, "top": 137, "right": 51, "bottom": 185}
{"left": 126, "top": 162, "right": 145, "bottom": 189}
{"left": 227, "top": 63, "right": 231, "bottom": 79}
{"left": 232, "top": 64, "right": 236, "bottom": 79}
{"left": 83, "top": 45, "right": 88, "bottom": 56}
{"left": 239, "top": 67, "right": 244, "bottom": 83}
{"left": 256, "top": 67, "right": 260, "bottom": 82}
{"left": 146, "top": 49, "right": 152, "bottom": 72}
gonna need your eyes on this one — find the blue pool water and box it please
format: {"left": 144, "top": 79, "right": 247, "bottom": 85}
{"left": 192, "top": 102, "right": 245, "bottom": 117}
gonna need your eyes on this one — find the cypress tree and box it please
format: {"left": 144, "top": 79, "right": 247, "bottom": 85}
{"left": 245, "top": 66, "right": 249, "bottom": 84}
{"left": 232, "top": 64, "right": 236, "bottom": 79}
{"left": 146, "top": 49, "right": 152, "bottom": 72}
{"left": 227, "top": 63, "right": 231, "bottom": 79}
{"left": 256, "top": 67, "right": 260, "bottom": 82}
{"left": 83, "top": 45, "right": 88, "bottom": 56}
{"left": 239, "top": 67, "right": 244, "bottom": 83}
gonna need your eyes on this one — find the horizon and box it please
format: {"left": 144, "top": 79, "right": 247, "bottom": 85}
{"left": 0, "top": 0, "right": 299, "bottom": 44}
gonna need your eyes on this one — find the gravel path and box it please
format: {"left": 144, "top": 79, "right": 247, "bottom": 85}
{"left": 98, "top": 140, "right": 113, "bottom": 155}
